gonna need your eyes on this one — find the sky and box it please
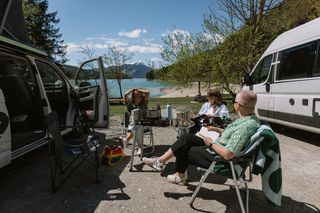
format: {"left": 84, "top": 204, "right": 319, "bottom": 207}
{"left": 48, "top": 0, "right": 216, "bottom": 66}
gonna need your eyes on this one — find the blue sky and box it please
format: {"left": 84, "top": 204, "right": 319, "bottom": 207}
{"left": 48, "top": 0, "right": 216, "bottom": 66}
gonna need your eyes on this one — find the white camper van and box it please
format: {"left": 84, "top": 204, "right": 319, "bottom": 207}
{"left": 243, "top": 17, "right": 320, "bottom": 134}
{"left": 0, "top": 1, "right": 110, "bottom": 168}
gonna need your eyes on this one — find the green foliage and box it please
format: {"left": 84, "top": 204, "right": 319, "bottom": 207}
{"left": 158, "top": 0, "right": 320, "bottom": 98}
{"left": 146, "top": 70, "right": 155, "bottom": 80}
{"left": 23, "top": 0, "right": 67, "bottom": 63}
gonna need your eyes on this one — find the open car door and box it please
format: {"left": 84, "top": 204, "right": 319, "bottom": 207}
{"left": 0, "top": 89, "right": 11, "bottom": 168}
{"left": 74, "top": 57, "right": 109, "bottom": 127}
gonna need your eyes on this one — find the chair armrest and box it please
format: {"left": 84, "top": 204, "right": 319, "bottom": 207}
{"left": 213, "top": 155, "right": 252, "bottom": 163}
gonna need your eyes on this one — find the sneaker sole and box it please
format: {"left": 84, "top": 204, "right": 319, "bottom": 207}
{"left": 167, "top": 179, "right": 187, "bottom": 186}
{"left": 142, "top": 160, "right": 163, "bottom": 172}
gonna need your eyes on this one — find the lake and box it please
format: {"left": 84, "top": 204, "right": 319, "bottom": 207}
{"left": 107, "top": 78, "right": 167, "bottom": 98}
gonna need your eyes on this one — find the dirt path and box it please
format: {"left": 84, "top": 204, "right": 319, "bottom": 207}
{"left": 0, "top": 117, "right": 319, "bottom": 213}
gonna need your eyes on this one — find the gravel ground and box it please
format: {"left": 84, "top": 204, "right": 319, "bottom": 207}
{"left": 0, "top": 117, "right": 319, "bottom": 213}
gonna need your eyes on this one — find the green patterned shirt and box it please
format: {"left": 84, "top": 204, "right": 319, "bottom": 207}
{"left": 213, "top": 115, "right": 260, "bottom": 156}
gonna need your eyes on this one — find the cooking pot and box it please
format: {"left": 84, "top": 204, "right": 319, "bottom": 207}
{"left": 146, "top": 109, "right": 161, "bottom": 119}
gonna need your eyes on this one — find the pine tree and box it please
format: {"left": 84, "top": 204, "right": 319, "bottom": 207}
{"left": 23, "top": 0, "right": 68, "bottom": 63}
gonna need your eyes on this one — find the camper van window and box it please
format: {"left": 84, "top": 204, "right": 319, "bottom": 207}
{"left": 277, "top": 41, "right": 316, "bottom": 80}
{"left": 250, "top": 55, "right": 272, "bottom": 84}
{"left": 315, "top": 43, "right": 320, "bottom": 77}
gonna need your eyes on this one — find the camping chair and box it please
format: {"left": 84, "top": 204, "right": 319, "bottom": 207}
{"left": 121, "top": 88, "right": 155, "bottom": 171}
{"left": 188, "top": 124, "right": 273, "bottom": 213}
{"left": 46, "top": 111, "right": 100, "bottom": 192}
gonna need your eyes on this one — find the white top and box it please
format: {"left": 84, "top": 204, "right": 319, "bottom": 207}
{"left": 198, "top": 102, "right": 229, "bottom": 118}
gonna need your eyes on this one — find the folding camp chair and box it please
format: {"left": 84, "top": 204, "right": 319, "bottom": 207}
{"left": 189, "top": 125, "right": 267, "bottom": 213}
{"left": 46, "top": 111, "right": 100, "bottom": 192}
{"left": 120, "top": 88, "right": 155, "bottom": 171}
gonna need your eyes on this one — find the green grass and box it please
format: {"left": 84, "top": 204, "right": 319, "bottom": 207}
{"left": 109, "top": 96, "right": 234, "bottom": 116}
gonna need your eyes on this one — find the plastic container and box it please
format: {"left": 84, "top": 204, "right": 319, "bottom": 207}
{"left": 166, "top": 103, "right": 173, "bottom": 120}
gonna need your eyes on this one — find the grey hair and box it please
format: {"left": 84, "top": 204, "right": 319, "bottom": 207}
{"left": 236, "top": 90, "right": 257, "bottom": 109}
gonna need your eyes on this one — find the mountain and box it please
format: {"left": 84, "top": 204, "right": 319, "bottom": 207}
{"left": 60, "top": 62, "right": 152, "bottom": 79}
{"left": 106, "top": 62, "right": 152, "bottom": 78}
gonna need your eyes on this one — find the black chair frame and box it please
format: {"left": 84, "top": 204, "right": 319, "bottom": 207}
{"left": 47, "top": 111, "right": 100, "bottom": 193}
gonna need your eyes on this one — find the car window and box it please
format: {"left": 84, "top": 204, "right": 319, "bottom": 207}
{"left": 75, "top": 60, "right": 100, "bottom": 87}
{"left": 35, "top": 60, "right": 66, "bottom": 88}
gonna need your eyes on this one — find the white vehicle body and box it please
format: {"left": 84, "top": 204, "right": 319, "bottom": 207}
{"left": 243, "top": 17, "right": 320, "bottom": 134}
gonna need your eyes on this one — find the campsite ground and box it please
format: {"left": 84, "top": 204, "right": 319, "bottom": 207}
{"left": 0, "top": 116, "right": 319, "bottom": 213}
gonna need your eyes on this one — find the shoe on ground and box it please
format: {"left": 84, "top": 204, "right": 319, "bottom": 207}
{"left": 119, "top": 136, "right": 127, "bottom": 144}
{"left": 167, "top": 173, "right": 187, "bottom": 185}
{"left": 136, "top": 147, "right": 142, "bottom": 155}
{"left": 142, "top": 157, "right": 164, "bottom": 171}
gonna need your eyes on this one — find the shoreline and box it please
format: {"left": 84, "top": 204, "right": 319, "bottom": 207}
{"left": 158, "top": 83, "right": 241, "bottom": 98}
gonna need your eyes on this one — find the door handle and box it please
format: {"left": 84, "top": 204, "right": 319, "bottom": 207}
{"left": 289, "top": 98, "right": 295, "bottom": 105}
{"left": 266, "top": 82, "right": 270, "bottom": 93}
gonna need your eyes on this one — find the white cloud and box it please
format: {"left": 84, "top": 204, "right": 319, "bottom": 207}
{"left": 118, "top": 28, "right": 147, "bottom": 38}
{"left": 127, "top": 43, "right": 162, "bottom": 53}
{"left": 149, "top": 57, "right": 162, "bottom": 62}
{"left": 161, "top": 29, "right": 191, "bottom": 38}
{"left": 105, "top": 39, "right": 128, "bottom": 47}
{"left": 202, "top": 33, "right": 224, "bottom": 43}
{"left": 161, "top": 29, "right": 192, "bottom": 46}
{"left": 66, "top": 43, "right": 83, "bottom": 53}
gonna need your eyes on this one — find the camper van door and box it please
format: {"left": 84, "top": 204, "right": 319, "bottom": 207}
{"left": 74, "top": 57, "right": 109, "bottom": 127}
{"left": 244, "top": 54, "right": 275, "bottom": 119}
{"left": 0, "top": 89, "right": 11, "bottom": 168}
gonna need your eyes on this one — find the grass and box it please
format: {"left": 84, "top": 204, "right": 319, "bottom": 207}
{"left": 109, "top": 96, "right": 234, "bottom": 116}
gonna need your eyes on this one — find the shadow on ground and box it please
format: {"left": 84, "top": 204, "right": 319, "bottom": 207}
{"left": 0, "top": 132, "right": 130, "bottom": 212}
{"left": 163, "top": 166, "right": 319, "bottom": 213}
{"left": 271, "top": 123, "right": 319, "bottom": 147}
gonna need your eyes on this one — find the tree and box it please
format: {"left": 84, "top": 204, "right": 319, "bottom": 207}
{"left": 79, "top": 44, "right": 96, "bottom": 61}
{"left": 202, "top": 0, "right": 283, "bottom": 97}
{"left": 23, "top": 0, "right": 67, "bottom": 63}
{"left": 160, "top": 30, "right": 216, "bottom": 95}
{"left": 103, "top": 46, "right": 132, "bottom": 98}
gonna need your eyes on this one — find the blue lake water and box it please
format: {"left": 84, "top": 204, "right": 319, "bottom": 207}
{"left": 107, "top": 78, "right": 168, "bottom": 98}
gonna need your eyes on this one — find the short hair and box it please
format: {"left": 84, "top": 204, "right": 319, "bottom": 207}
{"left": 207, "top": 90, "right": 223, "bottom": 104}
{"left": 236, "top": 90, "right": 257, "bottom": 109}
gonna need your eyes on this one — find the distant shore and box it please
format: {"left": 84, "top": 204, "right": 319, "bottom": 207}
{"left": 159, "top": 83, "right": 241, "bottom": 98}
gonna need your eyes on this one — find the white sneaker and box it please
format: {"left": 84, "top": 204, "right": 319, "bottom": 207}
{"left": 136, "top": 148, "right": 142, "bottom": 155}
{"left": 119, "top": 136, "right": 128, "bottom": 147}
{"left": 167, "top": 173, "right": 187, "bottom": 185}
{"left": 142, "top": 157, "right": 164, "bottom": 171}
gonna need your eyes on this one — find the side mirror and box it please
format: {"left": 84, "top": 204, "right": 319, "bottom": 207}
{"left": 243, "top": 73, "right": 252, "bottom": 85}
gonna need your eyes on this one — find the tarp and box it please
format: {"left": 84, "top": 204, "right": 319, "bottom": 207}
{"left": 0, "top": 0, "right": 30, "bottom": 43}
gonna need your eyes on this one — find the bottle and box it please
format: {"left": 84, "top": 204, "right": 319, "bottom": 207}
{"left": 166, "top": 103, "right": 173, "bottom": 120}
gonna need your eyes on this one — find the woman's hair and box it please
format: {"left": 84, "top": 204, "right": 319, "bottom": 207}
{"left": 207, "top": 90, "right": 223, "bottom": 104}
{"left": 132, "top": 90, "right": 143, "bottom": 104}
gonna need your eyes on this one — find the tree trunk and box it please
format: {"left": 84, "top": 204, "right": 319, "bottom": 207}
{"left": 117, "top": 79, "right": 123, "bottom": 98}
{"left": 198, "top": 81, "right": 201, "bottom": 95}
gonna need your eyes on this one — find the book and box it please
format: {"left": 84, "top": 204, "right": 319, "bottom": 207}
{"left": 195, "top": 126, "right": 220, "bottom": 141}
{"left": 191, "top": 114, "right": 207, "bottom": 121}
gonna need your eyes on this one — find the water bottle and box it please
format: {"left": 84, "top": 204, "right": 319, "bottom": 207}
{"left": 166, "top": 103, "right": 173, "bottom": 120}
